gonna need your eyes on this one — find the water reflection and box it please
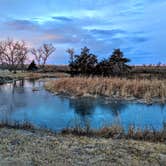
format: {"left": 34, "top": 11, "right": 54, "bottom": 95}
{"left": 99, "top": 100, "right": 128, "bottom": 117}
{"left": 69, "top": 97, "right": 96, "bottom": 127}
{"left": 69, "top": 98, "right": 128, "bottom": 127}
{"left": 69, "top": 97, "right": 95, "bottom": 116}
{"left": 0, "top": 79, "right": 33, "bottom": 118}
{"left": 0, "top": 79, "right": 166, "bottom": 131}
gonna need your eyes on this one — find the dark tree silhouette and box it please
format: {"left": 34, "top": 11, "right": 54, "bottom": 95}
{"left": 68, "top": 48, "right": 131, "bottom": 76}
{"left": 66, "top": 48, "right": 75, "bottom": 76}
{"left": 96, "top": 59, "right": 112, "bottom": 76}
{"left": 66, "top": 48, "right": 75, "bottom": 64}
{"left": 72, "top": 47, "right": 98, "bottom": 75}
{"left": 109, "top": 49, "right": 131, "bottom": 76}
{"left": 27, "top": 60, "right": 38, "bottom": 71}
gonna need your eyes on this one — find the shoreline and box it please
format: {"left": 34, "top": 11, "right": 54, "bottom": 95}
{"left": 51, "top": 91, "right": 165, "bottom": 105}
{"left": 0, "top": 71, "right": 68, "bottom": 84}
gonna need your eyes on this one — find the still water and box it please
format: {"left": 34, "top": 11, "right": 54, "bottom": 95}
{"left": 0, "top": 79, "right": 166, "bottom": 132}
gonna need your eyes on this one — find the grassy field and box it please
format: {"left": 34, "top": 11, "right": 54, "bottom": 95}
{"left": 0, "top": 127, "right": 166, "bottom": 166}
{"left": 0, "top": 71, "right": 69, "bottom": 84}
{"left": 45, "top": 77, "right": 166, "bottom": 103}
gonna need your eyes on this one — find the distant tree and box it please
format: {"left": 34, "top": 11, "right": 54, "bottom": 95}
{"left": 66, "top": 48, "right": 75, "bottom": 63}
{"left": 41, "top": 44, "right": 55, "bottom": 66}
{"left": 32, "top": 43, "right": 55, "bottom": 67}
{"left": 27, "top": 60, "right": 38, "bottom": 71}
{"left": 109, "top": 49, "right": 131, "bottom": 75}
{"left": 0, "top": 39, "right": 29, "bottom": 73}
{"left": 96, "top": 59, "right": 112, "bottom": 76}
{"left": 73, "top": 47, "right": 98, "bottom": 75}
{"left": 31, "top": 48, "right": 42, "bottom": 66}
{"left": 66, "top": 48, "right": 75, "bottom": 76}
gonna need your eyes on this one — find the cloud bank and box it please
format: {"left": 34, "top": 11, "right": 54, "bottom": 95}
{"left": 0, "top": 0, "right": 165, "bottom": 64}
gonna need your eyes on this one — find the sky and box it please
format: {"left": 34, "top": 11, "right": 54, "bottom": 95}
{"left": 0, "top": 0, "right": 165, "bottom": 65}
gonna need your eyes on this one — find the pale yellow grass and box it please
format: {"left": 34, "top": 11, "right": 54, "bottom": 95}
{"left": 45, "top": 77, "right": 166, "bottom": 103}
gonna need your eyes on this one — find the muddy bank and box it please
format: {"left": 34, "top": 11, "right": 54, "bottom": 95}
{"left": 0, "top": 128, "right": 166, "bottom": 166}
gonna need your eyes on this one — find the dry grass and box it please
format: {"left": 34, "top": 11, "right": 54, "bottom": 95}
{"left": 1, "top": 128, "right": 166, "bottom": 166}
{"left": 45, "top": 77, "right": 166, "bottom": 103}
{"left": 1, "top": 119, "right": 166, "bottom": 142}
{"left": 0, "top": 121, "right": 34, "bottom": 130}
{"left": 62, "top": 124, "right": 166, "bottom": 143}
{"left": 1, "top": 115, "right": 166, "bottom": 142}
{"left": 0, "top": 71, "right": 69, "bottom": 84}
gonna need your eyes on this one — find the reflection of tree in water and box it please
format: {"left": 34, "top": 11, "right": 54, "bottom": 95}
{"left": 0, "top": 80, "right": 31, "bottom": 124}
{"left": 69, "top": 97, "right": 128, "bottom": 126}
{"left": 69, "top": 97, "right": 96, "bottom": 127}
{"left": 159, "top": 103, "right": 166, "bottom": 112}
{"left": 12, "top": 79, "right": 25, "bottom": 94}
{"left": 99, "top": 100, "right": 128, "bottom": 117}
{"left": 69, "top": 97, "right": 96, "bottom": 117}
{"left": 28, "top": 79, "right": 36, "bottom": 85}
{"left": 97, "top": 99, "right": 128, "bottom": 125}
{"left": 159, "top": 104, "right": 166, "bottom": 125}
{"left": 2, "top": 80, "right": 27, "bottom": 112}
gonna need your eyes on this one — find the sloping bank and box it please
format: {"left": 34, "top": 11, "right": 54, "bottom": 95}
{"left": 45, "top": 77, "right": 166, "bottom": 103}
{"left": 0, "top": 128, "right": 166, "bottom": 166}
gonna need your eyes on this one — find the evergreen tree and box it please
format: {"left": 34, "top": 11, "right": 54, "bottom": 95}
{"left": 109, "top": 49, "right": 131, "bottom": 75}
{"left": 71, "top": 47, "right": 98, "bottom": 75}
{"left": 27, "top": 60, "right": 38, "bottom": 71}
{"left": 96, "top": 59, "right": 112, "bottom": 76}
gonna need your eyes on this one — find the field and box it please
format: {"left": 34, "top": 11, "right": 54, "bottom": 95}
{"left": 130, "top": 65, "right": 166, "bottom": 79}
{"left": 0, "top": 127, "right": 166, "bottom": 166}
{"left": 0, "top": 70, "right": 69, "bottom": 84}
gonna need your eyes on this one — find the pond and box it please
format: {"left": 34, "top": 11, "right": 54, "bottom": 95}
{"left": 0, "top": 79, "right": 166, "bottom": 132}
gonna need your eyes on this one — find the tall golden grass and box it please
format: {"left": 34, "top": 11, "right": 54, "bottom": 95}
{"left": 45, "top": 77, "right": 166, "bottom": 103}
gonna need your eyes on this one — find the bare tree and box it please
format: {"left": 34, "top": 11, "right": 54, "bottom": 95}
{"left": 41, "top": 44, "right": 55, "bottom": 66}
{"left": 31, "top": 48, "right": 43, "bottom": 66}
{"left": 0, "top": 39, "right": 29, "bottom": 72}
{"left": 66, "top": 48, "right": 75, "bottom": 63}
{"left": 32, "top": 43, "right": 55, "bottom": 67}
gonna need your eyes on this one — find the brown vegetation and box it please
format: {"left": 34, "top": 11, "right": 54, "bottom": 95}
{"left": 0, "top": 71, "right": 69, "bottom": 84}
{"left": 45, "top": 77, "right": 166, "bottom": 103}
{"left": 130, "top": 65, "right": 166, "bottom": 79}
{"left": 62, "top": 125, "right": 166, "bottom": 143}
{"left": 0, "top": 121, "right": 34, "bottom": 130}
{"left": 0, "top": 120, "right": 166, "bottom": 143}
{"left": 1, "top": 128, "right": 166, "bottom": 166}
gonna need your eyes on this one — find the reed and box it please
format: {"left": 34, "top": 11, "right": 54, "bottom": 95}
{"left": 1, "top": 118, "right": 166, "bottom": 142}
{"left": 0, "top": 120, "right": 34, "bottom": 130}
{"left": 45, "top": 77, "right": 166, "bottom": 103}
{"left": 62, "top": 124, "right": 166, "bottom": 142}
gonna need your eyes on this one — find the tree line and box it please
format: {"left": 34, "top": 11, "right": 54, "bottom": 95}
{"left": 67, "top": 47, "right": 131, "bottom": 76}
{"left": 0, "top": 39, "right": 55, "bottom": 72}
{"left": 0, "top": 38, "right": 131, "bottom": 76}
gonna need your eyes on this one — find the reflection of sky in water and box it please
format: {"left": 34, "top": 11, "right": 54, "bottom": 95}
{"left": 0, "top": 79, "right": 166, "bottom": 132}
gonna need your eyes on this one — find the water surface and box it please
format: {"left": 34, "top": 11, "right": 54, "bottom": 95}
{"left": 0, "top": 79, "right": 166, "bottom": 131}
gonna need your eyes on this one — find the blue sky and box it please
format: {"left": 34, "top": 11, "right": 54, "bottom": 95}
{"left": 0, "top": 0, "right": 165, "bottom": 64}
